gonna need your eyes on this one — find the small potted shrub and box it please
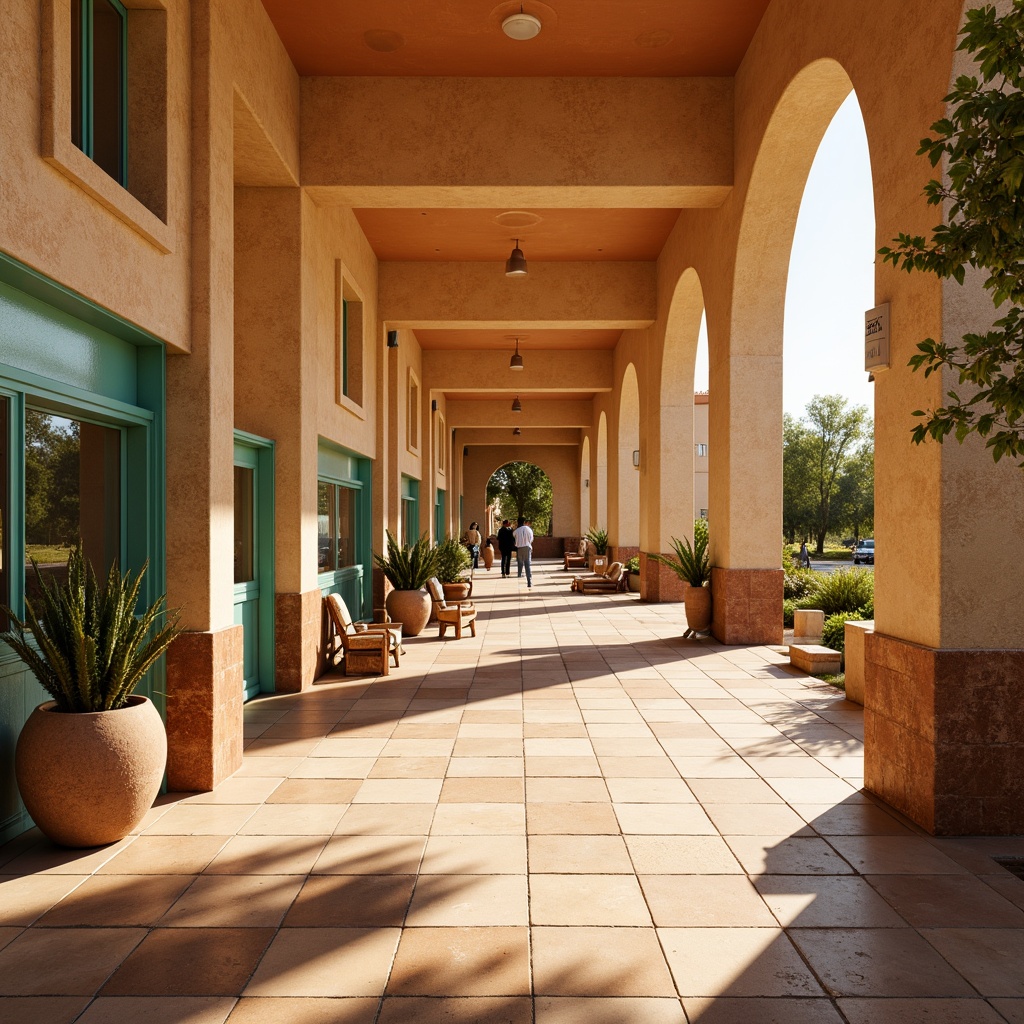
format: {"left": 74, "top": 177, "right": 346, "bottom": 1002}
{"left": 373, "top": 530, "right": 440, "bottom": 636}
{"left": 586, "top": 527, "right": 610, "bottom": 575}
{"left": 1, "top": 548, "right": 180, "bottom": 848}
{"left": 434, "top": 536, "right": 473, "bottom": 603}
{"left": 651, "top": 519, "right": 712, "bottom": 634}
{"left": 626, "top": 555, "right": 641, "bottom": 593}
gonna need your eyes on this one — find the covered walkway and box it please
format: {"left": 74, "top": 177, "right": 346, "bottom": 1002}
{"left": 2, "top": 562, "right": 1023, "bottom": 1022}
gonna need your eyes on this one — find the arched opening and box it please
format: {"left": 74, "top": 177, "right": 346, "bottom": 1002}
{"left": 579, "top": 435, "right": 591, "bottom": 536}
{"left": 616, "top": 364, "right": 640, "bottom": 549}
{"left": 595, "top": 412, "right": 608, "bottom": 534}
{"left": 485, "top": 461, "right": 553, "bottom": 537}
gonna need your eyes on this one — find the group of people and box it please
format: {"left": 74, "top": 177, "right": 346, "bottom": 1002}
{"left": 465, "top": 517, "right": 535, "bottom": 588}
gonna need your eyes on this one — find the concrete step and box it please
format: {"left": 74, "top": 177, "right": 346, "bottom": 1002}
{"left": 789, "top": 643, "right": 841, "bottom": 675}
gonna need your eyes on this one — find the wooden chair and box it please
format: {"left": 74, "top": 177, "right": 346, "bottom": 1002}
{"left": 426, "top": 577, "right": 478, "bottom": 639}
{"left": 571, "top": 561, "right": 626, "bottom": 594}
{"left": 324, "top": 594, "right": 397, "bottom": 675}
{"left": 563, "top": 537, "right": 589, "bottom": 571}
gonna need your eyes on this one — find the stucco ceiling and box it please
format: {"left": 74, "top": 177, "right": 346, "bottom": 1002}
{"left": 415, "top": 328, "right": 621, "bottom": 351}
{"left": 354, "top": 209, "right": 680, "bottom": 263}
{"left": 260, "top": 0, "right": 771, "bottom": 78}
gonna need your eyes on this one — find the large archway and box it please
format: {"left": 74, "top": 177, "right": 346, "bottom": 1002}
{"left": 595, "top": 412, "right": 608, "bottom": 534}
{"left": 579, "top": 435, "right": 591, "bottom": 536}
{"left": 616, "top": 364, "right": 640, "bottom": 551}
{"left": 486, "top": 461, "right": 554, "bottom": 537}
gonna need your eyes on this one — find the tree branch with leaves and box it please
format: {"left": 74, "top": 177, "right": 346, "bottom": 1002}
{"left": 879, "top": 1, "right": 1024, "bottom": 464}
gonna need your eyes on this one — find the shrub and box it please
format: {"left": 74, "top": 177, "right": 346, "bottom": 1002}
{"left": 797, "top": 568, "right": 874, "bottom": 617}
{"left": 626, "top": 556, "right": 640, "bottom": 575}
{"left": 783, "top": 599, "right": 796, "bottom": 628}
{"left": 434, "top": 536, "right": 472, "bottom": 584}
{"left": 651, "top": 523, "right": 710, "bottom": 587}
{"left": 783, "top": 566, "right": 817, "bottom": 600}
{"left": 373, "top": 531, "right": 439, "bottom": 590}
{"left": 821, "top": 613, "right": 849, "bottom": 652}
{"left": 586, "top": 527, "right": 609, "bottom": 555}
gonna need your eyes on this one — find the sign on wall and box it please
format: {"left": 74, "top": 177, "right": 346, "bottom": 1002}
{"left": 865, "top": 303, "right": 890, "bottom": 371}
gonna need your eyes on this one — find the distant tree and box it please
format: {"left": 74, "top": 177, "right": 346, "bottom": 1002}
{"left": 486, "top": 462, "right": 553, "bottom": 535}
{"left": 24, "top": 413, "right": 80, "bottom": 546}
{"left": 782, "top": 414, "right": 817, "bottom": 544}
{"left": 879, "top": 2, "right": 1024, "bottom": 464}
{"left": 794, "top": 396, "right": 870, "bottom": 554}
{"left": 834, "top": 438, "right": 875, "bottom": 543}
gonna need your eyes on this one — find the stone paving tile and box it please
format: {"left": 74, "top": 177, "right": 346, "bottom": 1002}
{"left": 4, "top": 560, "right": 1024, "bottom": 1020}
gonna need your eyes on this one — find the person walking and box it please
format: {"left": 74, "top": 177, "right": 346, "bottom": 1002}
{"left": 497, "top": 519, "right": 515, "bottom": 577}
{"left": 466, "top": 521, "right": 482, "bottom": 569}
{"left": 513, "top": 516, "right": 534, "bottom": 588}
{"left": 800, "top": 541, "right": 811, "bottom": 568}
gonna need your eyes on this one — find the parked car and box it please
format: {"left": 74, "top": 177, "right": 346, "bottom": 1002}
{"left": 853, "top": 539, "right": 875, "bottom": 565}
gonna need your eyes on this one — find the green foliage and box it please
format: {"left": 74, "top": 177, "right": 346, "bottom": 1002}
{"left": 821, "top": 613, "right": 849, "bottom": 653}
{"left": 486, "top": 462, "right": 553, "bottom": 534}
{"left": 626, "top": 556, "right": 640, "bottom": 575}
{"left": 879, "top": 2, "right": 1024, "bottom": 464}
{"left": 25, "top": 412, "right": 81, "bottom": 547}
{"left": 650, "top": 520, "right": 711, "bottom": 587}
{"left": 783, "top": 566, "right": 818, "bottom": 600}
{"left": 433, "top": 536, "right": 472, "bottom": 584}
{"left": 586, "top": 527, "right": 609, "bottom": 555}
{"left": 783, "top": 599, "right": 797, "bottom": 628}
{"left": 796, "top": 568, "right": 875, "bottom": 617}
{"left": 784, "top": 398, "right": 871, "bottom": 553}
{"left": 0, "top": 547, "right": 180, "bottom": 713}
{"left": 373, "top": 531, "right": 439, "bottom": 590}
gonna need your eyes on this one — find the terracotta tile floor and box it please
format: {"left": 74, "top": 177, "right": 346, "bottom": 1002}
{"left": 3, "top": 559, "right": 1024, "bottom": 1023}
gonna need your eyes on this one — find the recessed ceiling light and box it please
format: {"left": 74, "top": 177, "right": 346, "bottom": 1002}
{"left": 502, "top": 12, "right": 541, "bottom": 40}
{"left": 363, "top": 29, "right": 404, "bottom": 52}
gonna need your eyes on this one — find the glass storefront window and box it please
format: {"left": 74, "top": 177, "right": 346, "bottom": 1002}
{"left": 24, "top": 410, "right": 120, "bottom": 601}
{"left": 318, "top": 480, "right": 360, "bottom": 573}
{"left": 0, "top": 396, "right": 8, "bottom": 629}
{"left": 233, "top": 465, "right": 254, "bottom": 584}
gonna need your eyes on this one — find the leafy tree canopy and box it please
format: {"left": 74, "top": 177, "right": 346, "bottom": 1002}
{"left": 879, "top": 1, "right": 1024, "bottom": 464}
{"left": 486, "top": 462, "right": 553, "bottom": 535}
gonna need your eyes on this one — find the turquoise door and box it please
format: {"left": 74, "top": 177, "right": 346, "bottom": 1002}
{"left": 234, "top": 435, "right": 275, "bottom": 701}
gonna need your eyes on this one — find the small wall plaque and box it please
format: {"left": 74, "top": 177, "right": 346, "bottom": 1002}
{"left": 865, "top": 303, "right": 890, "bottom": 371}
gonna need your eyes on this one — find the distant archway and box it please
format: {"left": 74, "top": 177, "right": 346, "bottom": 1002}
{"left": 580, "top": 435, "right": 591, "bottom": 535}
{"left": 617, "top": 364, "right": 640, "bottom": 548}
{"left": 596, "top": 412, "right": 608, "bottom": 532}
{"left": 485, "top": 461, "right": 553, "bottom": 536}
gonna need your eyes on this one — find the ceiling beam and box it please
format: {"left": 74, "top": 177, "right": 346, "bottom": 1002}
{"left": 447, "top": 399, "right": 592, "bottom": 429}
{"left": 424, "top": 350, "right": 613, "bottom": 392}
{"left": 459, "top": 427, "right": 581, "bottom": 446}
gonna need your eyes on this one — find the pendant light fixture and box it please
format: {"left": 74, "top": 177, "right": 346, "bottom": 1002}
{"left": 511, "top": 396, "right": 522, "bottom": 413}
{"left": 513, "top": 426, "right": 522, "bottom": 436}
{"left": 502, "top": 9, "right": 542, "bottom": 40}
{"left": 509, "top": 337, "right": 524, "bottom": 371}
{"left": 505, "top": 238, "right": 528, "bottom": 277}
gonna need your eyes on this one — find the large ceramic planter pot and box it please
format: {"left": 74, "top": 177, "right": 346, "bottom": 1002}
{"left": 15, "top": 695, "right": 167, "bottom": 848}
{"left": 442, "top": 582, "right": 472, "bottom": 603}
{"left": 386, "top": 587, "right": 432, "bottom": 636}
{"left": 627, "top": 573, "right": 641, "bottom": 593}
{"left": 684, "top": 584, "right": 713, "bottom": 632}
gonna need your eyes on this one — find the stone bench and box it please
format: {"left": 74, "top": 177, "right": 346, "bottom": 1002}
{"left": 789, "top": 643, "right": 841, "bottom": 675}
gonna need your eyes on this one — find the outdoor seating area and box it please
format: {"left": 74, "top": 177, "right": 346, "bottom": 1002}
{"left": 2, "top": 558, "right": 1023, "bottom": 1022}
{"left": 324, "top": 594, "right": 402, "bottom": 675}
{"left": 571, "top": 561, "right": 626, "bottom": 594}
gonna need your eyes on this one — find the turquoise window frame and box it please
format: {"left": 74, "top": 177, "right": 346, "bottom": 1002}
{"left": 435, "top": 488, "right": 446, "bottom": 542}
{"left": 233, "top": 431, "right": 275, "bottom": 700}
{"left": 0, "top": 252, "right": 165, "bottom": 845}
{"left": 73, "top": 0, "right": 129, "bottom": 187}
{"left": 401, "top": 475, "right": 419, "bottom": 547}
{"left": 341, "top": 298, "right": 349, "bottom": 398}
{"left": 317, "top": 442, "right": 371, "bottom": 620}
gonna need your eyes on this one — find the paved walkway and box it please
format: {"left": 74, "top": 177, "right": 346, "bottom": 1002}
{"left": 2, "top": 559, "right": 1023, "bottom": 1023}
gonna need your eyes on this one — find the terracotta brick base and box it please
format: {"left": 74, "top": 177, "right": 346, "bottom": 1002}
{"left": 865, "top": 633, "right": 1024, "bottom": 835}
{"left": 165, "top": 625, "right": 244, "bottom": 792}
{"left": 710, "top": 567, "right": 783, "bottom": 645}
{"left": 639, "top": 552, "right": 686, "bottom": 603}
{"left": 276, "top": 588, "right": 324, "bottom": 691}
{"left": 610, "top": 545, "right": 639, "bottom": 567}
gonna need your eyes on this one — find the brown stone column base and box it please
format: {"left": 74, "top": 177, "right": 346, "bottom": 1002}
{"left": 609, "top": 545, "right": 639, "bottom": 567}
{"left": 276, "top": 588, "right": 325, "bottom": 692}
{"left": 165, "top": 625, "right": 244, "bottom": 792}
{"left": 710, "top": 567, "right": 783, "bottom": 645}
{"left": 639, "top": 552, "right": 686, "bottom": 603}
{"left": 865, "top": 633, "right": 1024, "bottom": 835}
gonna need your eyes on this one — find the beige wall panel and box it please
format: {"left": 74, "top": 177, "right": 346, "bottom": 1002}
{"left": 462, "top": 446, "right": 581, "bottom": 540}
{"left": 301, "top": 77, "right": 733, "bottom": 195}
{"left": 380, "top": 262, "right": 656, "bottom": 329}
{"left": 1, "top": 0, "right": 191, "bottom": 349}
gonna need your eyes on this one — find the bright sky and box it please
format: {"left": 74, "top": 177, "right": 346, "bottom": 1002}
{"left": 693, "top": 92, "right": 876, "bottom": 420}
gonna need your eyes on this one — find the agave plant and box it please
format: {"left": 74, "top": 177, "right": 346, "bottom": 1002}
{"left": 585, "top": 527, "right": 609, "bottom": 555}
{"left": 0, "top": 547, "right": 180, "bottom": 713}
{"left": 433, "top": 536, "right": 472, "bottom": 584}
{"left": 373, "top": 530, "right": 440, "bottom": 590}
{"left": 650, "top": 521, "right": 711, "bottom": 587}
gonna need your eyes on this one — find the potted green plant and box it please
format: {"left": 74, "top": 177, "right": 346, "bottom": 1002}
{"left": 626, "top": 555, "right": 641, "bottom": 593}
{"left": 434, "top": 536, "right": 473, "bottom": 603}
{"left": 586, "top": 527, "right": 610, "bottom": 575}
{"left": 650, "top": 518, "right": 712, "bottom": 634}
{"left": 373, "top": 530, "right": 440, "bottom": 636}
{"left": 1, "top": 547, "right": 180, "bottom": 848}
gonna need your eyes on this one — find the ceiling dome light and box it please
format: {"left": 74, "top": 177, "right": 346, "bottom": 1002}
{"left": 505, "top": 238, "right": 528, "bottom": 277}
{"left": 511, "top": 396, "right": 522, "bottom": 413}
{"left": 502, "top": 12, "right": 541, "bottom": 40}
{"left": 509, "top": 337, "right": 524, "bottom": 370}
{"left": 513, "top": 426, "right": 522, "bottom": 436}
